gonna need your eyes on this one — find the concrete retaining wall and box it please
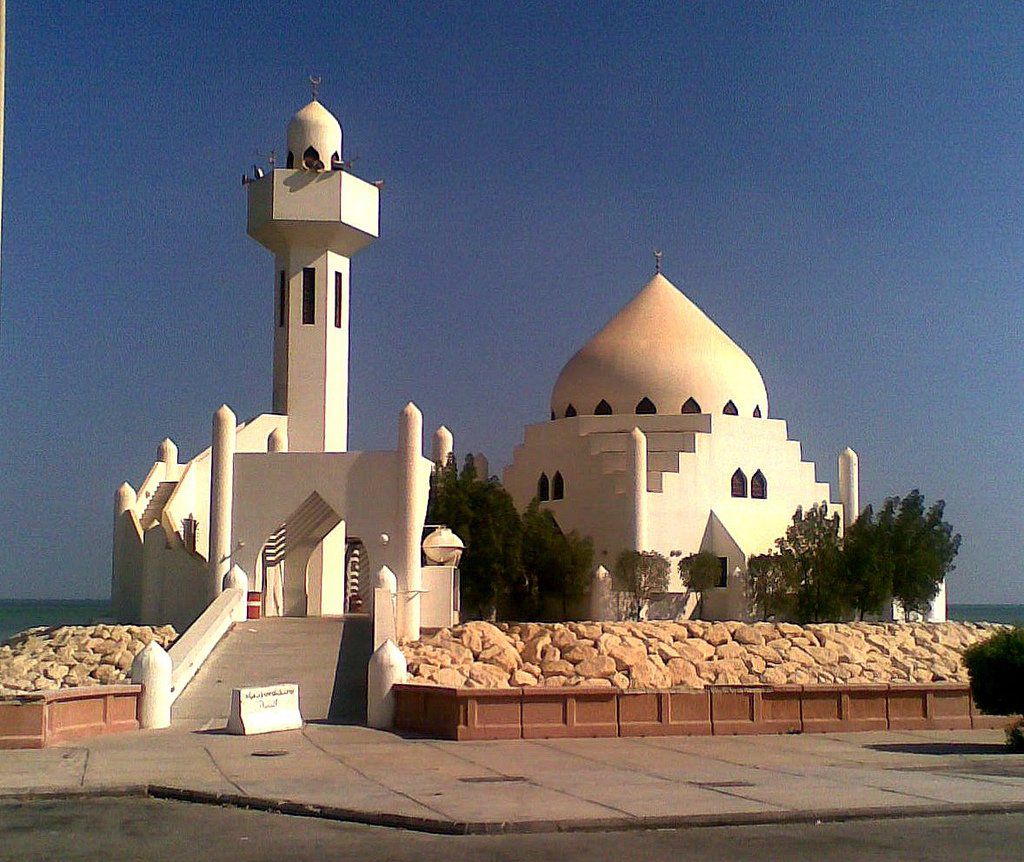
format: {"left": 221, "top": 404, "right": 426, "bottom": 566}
{"left": 393, "top": 682, "right": 1008, "bottom": 741}
{"left": 0, "top": 685, "right": 141, "bottom": 749}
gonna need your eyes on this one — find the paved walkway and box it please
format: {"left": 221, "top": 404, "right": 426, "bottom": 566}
{"left": 172, "top": 616, "right": 370, "bottom": 725}
{"left": 2, "top": 723, "right": 1023, "bottom": 833}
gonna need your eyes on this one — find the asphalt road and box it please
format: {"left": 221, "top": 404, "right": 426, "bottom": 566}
{"left": 3, "top": 797, "right": 1023, "bottom": 862}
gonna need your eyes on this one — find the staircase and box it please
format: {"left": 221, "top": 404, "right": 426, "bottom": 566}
{"left": 586, "top": 429, "right": 699, "bottom": 495}
{"left": 171, "top": 615, "right": 372, "bottom": 726}
{"left": 139, "top": 481, "right": 177, "bottom": 528}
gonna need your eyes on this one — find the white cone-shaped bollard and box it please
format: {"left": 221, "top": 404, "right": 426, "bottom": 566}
{"left": 374, "top": 565, "right": 398, "bottom": 595}
{"left": 367, "top": 639, "right": 407, "bottom": 730}
{"left": 131, "top": 641, "right": 172, "bottom": 730}
{"left": 223, "top": 565, "right": 249, "bottom": 622}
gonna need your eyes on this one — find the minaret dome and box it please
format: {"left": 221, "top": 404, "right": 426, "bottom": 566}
{"left": 286, "top": 99, "right": 343, "bottom": 171}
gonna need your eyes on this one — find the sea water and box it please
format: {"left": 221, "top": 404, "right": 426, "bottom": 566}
{"left": 0, "top": 599, "right": 112, "bottom": 643}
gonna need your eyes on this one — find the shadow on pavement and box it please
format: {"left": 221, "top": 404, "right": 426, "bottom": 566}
{"left": 868, "top": 742, "right": 1010, "bottom": 756}
{"left": 327, "top": 615, "right": 370, "bottom": 725}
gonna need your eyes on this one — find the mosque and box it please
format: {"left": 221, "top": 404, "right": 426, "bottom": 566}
{"left": 110, "top": 93, "right": 944, "bottom": 631}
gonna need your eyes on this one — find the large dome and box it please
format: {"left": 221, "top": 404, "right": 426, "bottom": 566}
{"left": 550, "top": 272, "right": 769, "bottom": 419}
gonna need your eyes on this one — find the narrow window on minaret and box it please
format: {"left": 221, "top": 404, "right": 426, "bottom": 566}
{"left": 278, "top": 271, "right": 287, "bottom": 327}
{"left": 302, "top": 268, "right": 316, "bottom": 324}
{"left": 334, "top": 272, "right": 343, "bottom": 328}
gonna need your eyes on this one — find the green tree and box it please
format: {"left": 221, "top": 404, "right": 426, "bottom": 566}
{"left": 521, "top": 500, "right": 594, "bottom": 620}
{"left": 877, "top": 490, "right": 961, "bottom": 618}
{"left": 613, "top": 550, "right": 670, "bottom": 621}
{"left": 747, "top": 503, "right": 846, "bottom": 623}
{"left": 427, "top": 455, "right": 523, "bottom": 619}
{"left": 678, "top": 551, "right": 722, "bottom": 618}
{"left": 839, "top": 504, "right": 891, "bottom": 620}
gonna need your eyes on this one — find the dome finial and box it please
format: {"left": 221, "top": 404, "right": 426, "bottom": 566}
{"left": 654, "top": 249, "right": 663, "bottom": 274}
{"left": 309, "top": 74, "right": 322, "bottom": 101}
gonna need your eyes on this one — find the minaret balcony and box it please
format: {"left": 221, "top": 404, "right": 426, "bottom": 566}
{"left": 247, "top": 169, "right": 379, "bottom": 256}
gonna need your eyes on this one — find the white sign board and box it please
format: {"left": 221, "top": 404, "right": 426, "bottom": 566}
{"left": 226, "top": 684, "right": 303, "bottom": 735}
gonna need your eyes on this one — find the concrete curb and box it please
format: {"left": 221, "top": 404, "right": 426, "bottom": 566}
{"left": 4, "top": 784, "right": 1024, "bottom": 835}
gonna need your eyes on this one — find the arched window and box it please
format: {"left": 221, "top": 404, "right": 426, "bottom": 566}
{"left": 753, "top": 405, "right": 762, "bottom": 418}
{"left": 537, "top": 473, "right": 550, "bottom": 502}
{"left": 286, "top": 150, "right": 295, "bottom": 169}
{"left": 723, "top": 400, "right": 738, "bottom": 415}
{"left": 550, "top": 410, "right": 556, "bottom": 421}
{"left": 565, "top": 403, "right": 577, "bottom": 418}
{"left": 636, "top": 397, "right": 657, "bottom": 414}
{"left": 331, "top": 151, "right": 342, "bottom": 170}
{"left": 552, "top": 471, "right": 565, "bottom": 500}
{"left": 731, "top": 469, "right": 747, "bottom": 498}
{"left": 594, "top": 399, "right": 613, "bottom": 415}
{"left": 302, "top": 146, "right": 324, "bottom": 170}
{"left": 682, "top": 397, "right": 702, "bottom": 414}
{"left": 751, "top": 470, "right": 767, "bottom": 499}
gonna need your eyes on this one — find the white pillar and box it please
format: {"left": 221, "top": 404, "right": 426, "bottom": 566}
{"left": 432, "top": 425, "right": 453, "bottom": 467}
{"left": 131, "top": 641, "right": 172, "bottom": 730}
{"left": 397, "top": 403, "right": 423, "bottom": 642}
{"left": 112, "top": 482, "right": 138, "bottom": 621}
{"left": 838, "top": 447, "right": 860, "bottom": 530}
{"left": 267, "top": 426, "right": 288, "bottom": 452}
{"left": 926, "top": 580, "right": 948, "bottom": 623}
{"left": 628, "top": 427, "right": 648, "bottom": 551}
{"left": 589, "top": 565, "right": 611, "bottom": 621}
{"left": 157, "top": 438, "right": 178, "bottom": 479}
{"left": 223, "top": 565, "right": 249, "bottom": 623}
{"left": 366, "top": 639, "right": 407, "bottom": 730}
{"left": 372, "top": 565, "right": 399, "bottom": 651}
{"left": 208, "top": 404, "right": 236, "bottom": 606}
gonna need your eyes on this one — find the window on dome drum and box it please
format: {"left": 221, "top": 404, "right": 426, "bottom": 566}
{"left": 331, "top": 151, "right": 342, "bottom": 170}
{"left": 550, "top": 410, "right": 556, "bottom": 421}
{"left": 718, "top": 557, "right": 729, "bottom": 588}
{"left": 302, "top": 268, "right": 316, "bottom": 324}
{"left": 552, "top": 471, "right": 564, "bottom": 500}
{"left": 278, "top": 271, "right": 287, "bottom": 327}
{"left": 565, "top": 404, "right": 577, "bottom": 418}
{"left": 286, "top": 150, "right": 295, "bottom": 168}
{"left": 682, "top": 397, "right": 702, "bottom": 414}
{"left": 302, "top": 146, "right": 324, "bottom": 170}
{"left": 723, "top": 400, "right": 738, "bottom": 415}
{"left": 636, "top": 397, "right": 657, "bottom": 414}
{"left": 731, "top": 469, "right": 747, "bottom": 498}
{"left": 751, "top": 470, "right": 767, "bottom": 499}
{"left": 334, "top": 272, "right": 343, "bottom": 328}
{"left": 594, "top": 399, "right": 613, "bottom": 415}
{"left": 537, "top": 473, "right": 550, "bottom": 502}
{"left": 753, "top": 405, "right": 762, "bottom": 418}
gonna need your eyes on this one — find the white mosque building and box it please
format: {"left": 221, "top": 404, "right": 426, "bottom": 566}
{"left": 503, "top": 267, "right": 865, "bottom": 620}
{"left": 111, "top": 95, "right": 446, "bottom": 639}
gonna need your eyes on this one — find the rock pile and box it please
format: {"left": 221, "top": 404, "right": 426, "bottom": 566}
{"left": 0, "top": 624, "right": 178, "bottom": 697}
{"left": 401, "top": 620, "right": 1002, "bottom": 690}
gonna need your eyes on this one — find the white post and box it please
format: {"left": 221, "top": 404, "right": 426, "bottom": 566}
{"left": 629, "top": 427, "right": 648, "bottom": 551}
{"left": 112, "top": 482, "right": 137, "bottom": 621}
{"left": 373, "top": 565, "right": 398, "bottom": 651}
{"left": 267, "top": 426, "right": 288, "bottom": 453}
{"left": 157, "top": 438, "right": 178, "bottom": 479}
{"left": 131, "top": 641, "right": 172, "bottom": 729}
{"left": 366, "top": 639, "right": 407, "bottom": 730}
{"left": 397, "top": 403, "right": 423, "bottom": 642}
{"left": 208, "top": 405, "right": 236, "bottom": 605}
{"left": 838, "top": 447, "right": 860, "bottom": 531}
{"left": 431, "top": 425, "right": 453, "bottom": 467}
{"left": 223, "top": 565, "right": 249, "bottom": 623}
{"left": 589, "top": 564, "right": 611, "bottom": 621}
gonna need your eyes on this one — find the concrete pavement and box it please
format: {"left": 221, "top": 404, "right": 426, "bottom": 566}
{"left": 2, "top": 721, "right": 1023, "bottom": 833}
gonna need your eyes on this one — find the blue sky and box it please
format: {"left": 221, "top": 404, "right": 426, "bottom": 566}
{"left": 0, "top": 2, "right": 1021, "bottom": 602}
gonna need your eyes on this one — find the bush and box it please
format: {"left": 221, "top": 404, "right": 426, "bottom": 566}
{"left": 963, "top": 628, "right": 1024, "bottom": 717}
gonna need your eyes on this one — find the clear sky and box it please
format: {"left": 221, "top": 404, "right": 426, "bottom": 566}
{"left": 0, "top": 2, "right": 1021, "bottom": 603}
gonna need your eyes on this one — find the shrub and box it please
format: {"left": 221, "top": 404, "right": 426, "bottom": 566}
{"left": 963, "top": 628, "right": 1024, "bottom": 718}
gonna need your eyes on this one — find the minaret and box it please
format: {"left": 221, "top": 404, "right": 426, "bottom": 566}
{"left": 247, "top": 87, "right": 380, "bottom": 452}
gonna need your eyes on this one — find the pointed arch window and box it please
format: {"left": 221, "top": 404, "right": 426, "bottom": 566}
{"left": 753, "top": 405, "right": 762, "bottom": 418}
{"left": 751, "top": 470, "right": 767, "bottom": 500}
{"left": 331, "top": 152, "right": 342, "bottom": 170}
{"left": 537, "top": 473, "right": 550, "bottom": 502}
{"left": 550, "top": 410, "right": 556, "bottom": 421}
{"left": 564, "top": 403, "right": 577, "bottom": 418}
{"left": 302, "top": 146, "right": 324, "bottom": 170}
{"left": 723, "top": 400, "right": 738, "bottom": 415}
{"left": 636, "top": 397, "right": 657, "bottom": 414}
{"left": 594, "top": 399, "right": 613, "bottom": 415}
{"left": 286, "top": 150, "right": 295, "bottom": 169}
{"left": 682, "top": 397, "right": 702, "bottom": 414}
{"left": 731, "top": 469, "right": 748, "bottom": 498}
{"left": 552, "top": 471, "right": 565, "bottom": 500}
